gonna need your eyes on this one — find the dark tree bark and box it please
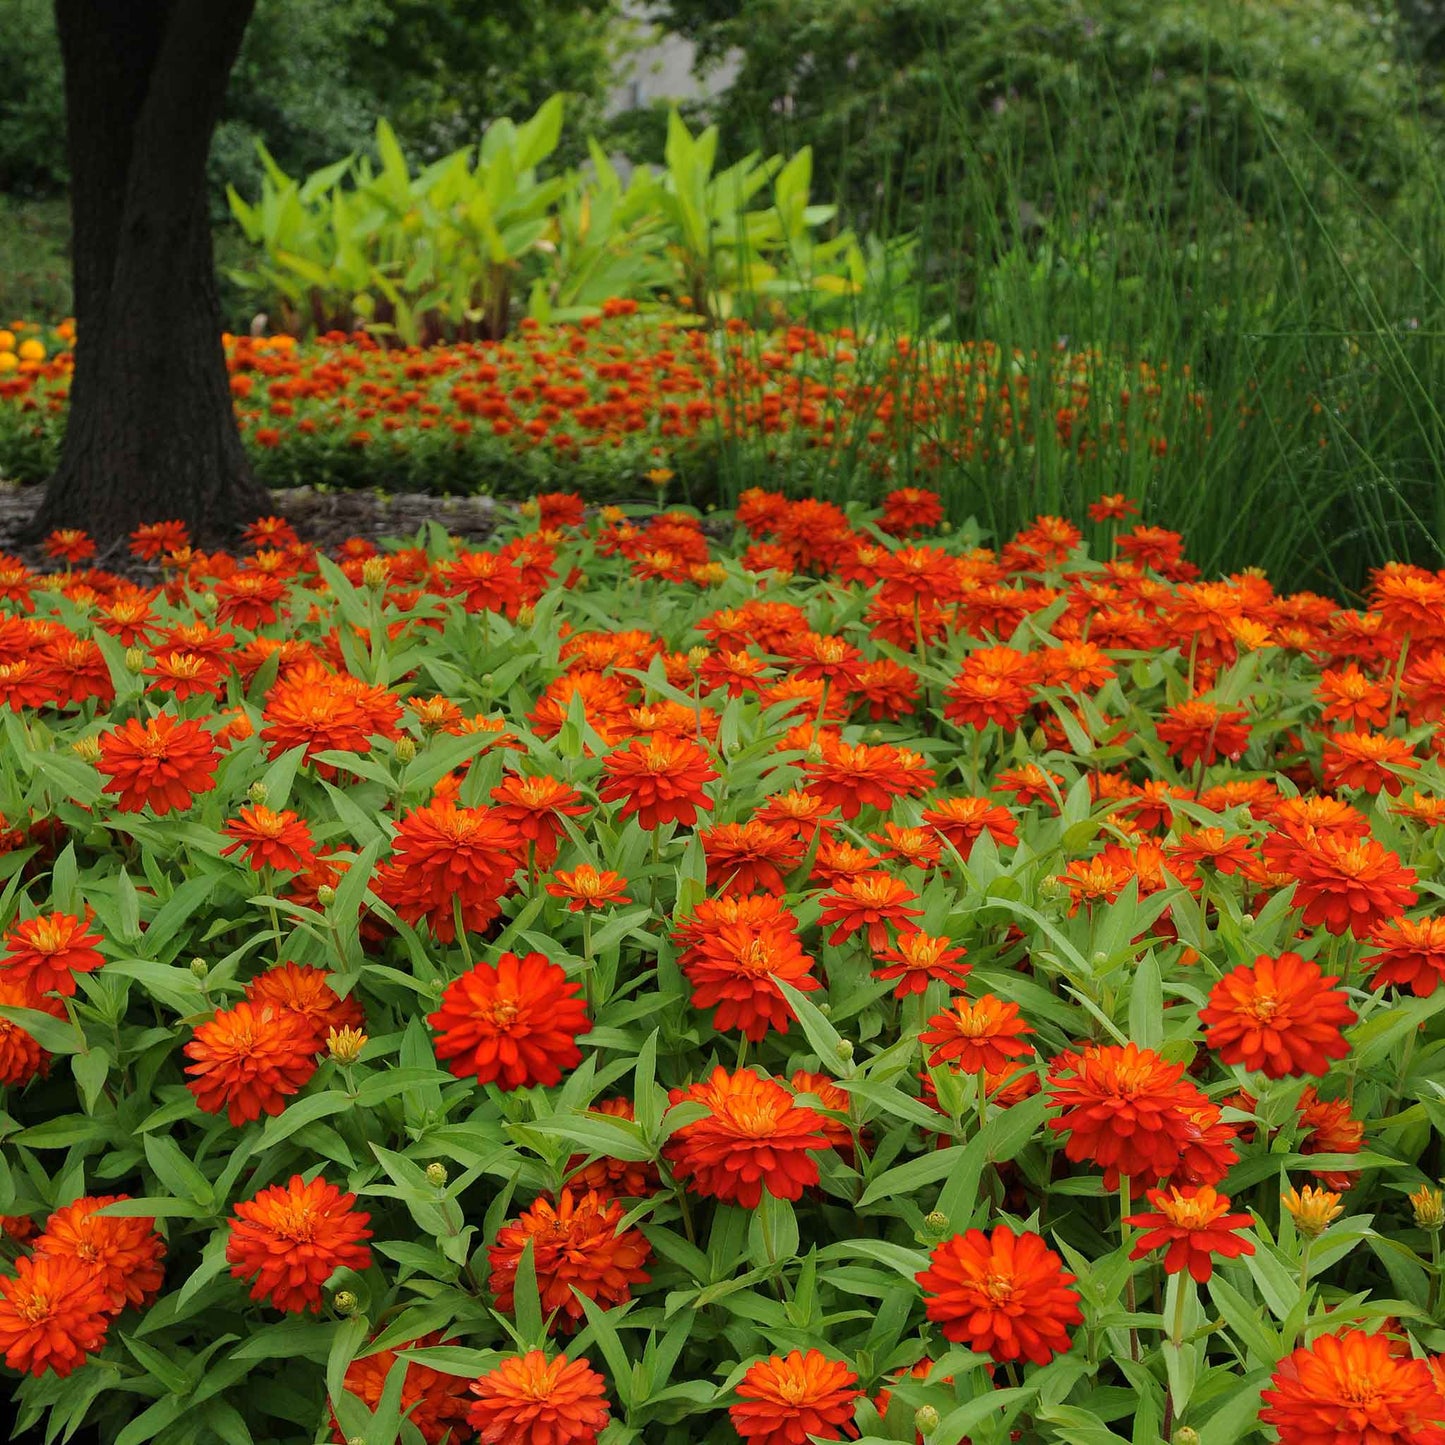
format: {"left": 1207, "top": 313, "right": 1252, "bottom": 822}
{"left": 32, "top": 0, "right": 268, "bottom": 552}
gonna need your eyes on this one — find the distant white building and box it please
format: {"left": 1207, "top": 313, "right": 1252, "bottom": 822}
{"left": 606, "top": 3, "right": 740, "bottom": 116}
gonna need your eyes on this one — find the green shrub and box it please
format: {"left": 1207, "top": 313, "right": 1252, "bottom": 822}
{"left": 665, "top": 0, "right": 1427, "bottom": 237}
{"left": 224, "top": 103, "right": 906, "bottom": 341}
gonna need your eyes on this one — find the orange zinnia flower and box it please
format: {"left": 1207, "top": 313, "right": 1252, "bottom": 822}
{"left": 598, "top": 733, "right": 718, "bottom": 829}
{"left": 145, "top": 649, "right": 226, "bottom": 701}
{"left": 467, "top": 1351, "right": 611, "bottom": 1445}
{"left": 1087, "top": 492, "right": 1138, "bottom": 522}
{"left": 43, "top": 529, "right": 95, "bottom": 565}
{"left": 1261, "top": 1330, "right": 1445, "bottom": 1445}
{"left": 664, "top": 1066, "right": 830, "bottom": 1207}
{"left": 545, "top": 865, "right": 631, "bottom": 911}
{"left": 1198, "top": 952, "right": 1355, "bottom": 1078}
{"left": 818, "top": 871, "right": 923, "bottom": 950}
{"left": 921, "top": 795, "right": 1019, "bottom": 854}
{"left": 1317, "top": 664, "right": 1391, "bottom": 730}
{"left": 487, "top": 1188, "right": 651, "bottom": 1333}
{"left": 916, "top": 1225, "right": 1083, "bottom": 1365}
{"left": 921, "top": 994, "right": 1034, "bottom": 1074}
{"left": 700, "top": 820, "right": 805, "bottom": 895}
{"left": 1039, "top": 639, "right": 1116, "bottom": 692}
{"left": 259, "top": 675, "right": 371, "bottom": 764}
{"left": 1047, "top": 1042, "right": 1217, "bottom": 1187}
{"left": 243, "top": 962, "right": 365, "bottom": 1050}
{"left": 942, "top": 647, "right": 1038, "bottom": 732}
{"left": 880, "top": 485, "right": 944, "bottom": 536}
{"left": 35, "top": 1196, "right": 165, "bottom": 1312}
{"left": 491, "top": 773, "right": 589, "bottom": 870}
{"left": 873, "top": 931, "right": 971, "bottom": 997}
{"left": 227, "top": 1175, "right": 372, "bottom": 1314}
{"left": 429, "top": 951, "right": 589, "bottom": 1090}
{"left": 675, "top": 894, "right": 819, "bottom": 1040}
{"left": 220, "top": 804, "right": 317, "bottom": 873}
{"left": 0, "top": 973, "right": 56, "bottom": 1085}
{"left": 375, "top": 801, "right": 522, "bottom": 941}
{"left": 802, "top": 738, "right": 935, "bottom": 819}
{"left": 1366, "top": 916, "right": 1445, "bottom": 997}
{"left": 730, "top": 1349, "right": 862, "bottom": 1445}
{"left": 1370, "top": 562, "right": 1445, "bottom": 639}
{"left": 1, "top": 910, "right": 104, "bottom": 998}
{"left": 1124, "top": 1185, "right": 1255, "bottom": 1281}
{"left": 852, "top": 657, "right": 920, "bottom": 720}
{"left": 1154, "top": 699, "right": 1251, "bottom": 769}
{"left": 1297, "top": 1087, "right": 1365, "bottom": 1191}
{"left": 1322, "top": 730, "right": 1419, "bottom": 796}
{"left": 96, "top": 712, "right": 219, "bottom": 814}
{"left": 330, "top": 1332, "right": 472, "bottom": 1444}
{"left": 0, "top": 1253, "right": 112, "bottom": 1377}
{"left": 129, "top": 520, "right": 190, "bottom": 560}
{"left": 183, "top": 1000, "right": 319, "bottom": 1125}
{"left": 1286, "top": 833, "right": 1418, "bottom": 938}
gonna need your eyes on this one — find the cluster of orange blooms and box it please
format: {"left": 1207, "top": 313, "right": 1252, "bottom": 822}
{"left": 1, "top": 485, "right": 1445, "bottom": 1444}
{"left": 0, "top": 315, "right": 1203, "bottom": 494}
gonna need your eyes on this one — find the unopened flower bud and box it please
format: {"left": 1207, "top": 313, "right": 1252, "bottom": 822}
{"left": 315, "top": 884, "right": 337, "bottom": 908}
{"left": 333, "top": 1290, "right": 358, "bottom": 1316}
{"left": 817, "top": 1002, "right": 832, "bottom": 1017}
{"left": 1029, "top": 726, "right": 1048, "bottom": 751}
{"left": 361, "top": 557, "right": 389, "bottom": 590}
{"left": 1281, "top": 1184, "right": 1344, "bottom": 1240}
{"left": 198, "top": 592, "right": 218, "bottom": 614}
{"left": 394, "top": 736, "right": 417, "bottom": 764}
{"left": 248, "top": 780, "right": 269, "bottom": 806}
{"left": 867, "top": 728, "right": 884, "bottom": 744}
{"left": 1172, "top": 1429, "right": 1200, "bottom": 1445}
{"left": 124, "top": 647, "right": 145, "bottom": 672}
{"left": 327, "top": 1026, "right": 367, "bottom": 1066}
{"left": 939, "top": 520, "right": 954, "bottom": 535}
{"left": 1412, "top": 1184, "right": 1445, "bottom": 1231}
{"left": 924, "top": 1210, "right": 950, "bottom": 1237}
{"left": 1240, "top": 912, "right": 1255, "bottom": 930}
{"left": 480, "top": 673, "right": 495, "bottom": 690}
{"left": 189, "top": 958, "right": 209, "bottom": 980}
{"left": 72, "top": 736, "right": 102, "bottom": 764}
{"left": 425, "top": 1162, "right": 448, "bottom": 1188}
{"left": 516, "top": 604, "right": 536, "bottom": 627}
{"left": 834, "top": 1039, "right": 854, "bottom": 1063}
{"left": 914, "top": 1405, "right": 941, "bottom": 1436}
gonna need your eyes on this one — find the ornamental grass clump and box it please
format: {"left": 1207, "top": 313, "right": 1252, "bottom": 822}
{"left": 2, "top": 488, "right": 1445, "bottom": 1441}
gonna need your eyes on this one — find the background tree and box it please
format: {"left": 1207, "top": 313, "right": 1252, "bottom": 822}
{"left": 35, "top": 0, "right": 266, "bottom": 549}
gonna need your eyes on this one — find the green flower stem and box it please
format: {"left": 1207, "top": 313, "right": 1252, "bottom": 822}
{"left": 1120, "top": 1176, "right": 1140, "bottom": 1362}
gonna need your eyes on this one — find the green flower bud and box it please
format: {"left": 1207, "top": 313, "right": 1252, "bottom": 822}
{"left": 315, "top": 884, "right": 337, "bottom": 908}
{"left": 333, "top": 1290, "right": 358, "bottom": 1317}
{"left": 247, "top": 780, "right": 269, "bottom": 806}
{"left": 189, "top": 958, "right": 209, "bottom": 980}
{"left": 924, "top": 1210, "right": 949, "bottom": 1237}
{"left": 915, "top": 1405, "right": 941, "bottom": 1436}
{"left": 425, "top": 1162, "right": 448, "bottom": 1188}
{"left": 834, "top": 1039, "right": 854, "bottom": 1063}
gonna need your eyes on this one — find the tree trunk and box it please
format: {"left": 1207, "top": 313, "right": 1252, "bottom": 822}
{"left": 32, "top": 0, "right": 267, "bottom": 553}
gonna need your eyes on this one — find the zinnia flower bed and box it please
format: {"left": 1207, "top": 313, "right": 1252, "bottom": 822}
{"left": 0, "top": 487, "right": 1444, "bottom": 1445}
{"left": 0, "top": 316, "right": 1202, "bottom": 501}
